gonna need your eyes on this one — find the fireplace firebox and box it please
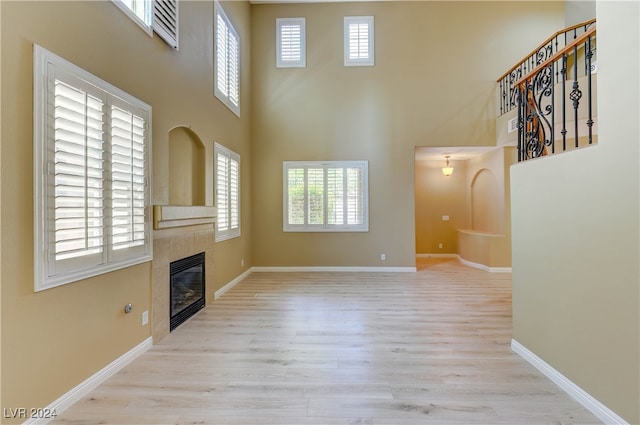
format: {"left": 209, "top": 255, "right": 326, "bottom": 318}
{"left": 170, "top": 252, "right": 205, "bottom": 331}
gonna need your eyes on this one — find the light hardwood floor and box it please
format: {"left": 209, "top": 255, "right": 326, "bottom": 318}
{"left": 53, "top": 258, "right": 601, "bottom": 424}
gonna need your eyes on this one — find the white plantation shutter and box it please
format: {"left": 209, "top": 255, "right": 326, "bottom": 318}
{"left": 283, "top": 161, "right": 368, "bottom": 232}
{"left": 307, "top": 168, "right": 324, "bottom": 225}
{"left": 52, "top": 77, "right": 106, "bottom": 265}
{"left": 153, "top": 0, "right": 179, "bottom": 49}
{"left": 230, "top": 157, "right": 240, "bottom": 230}
{"left": 216, "top": 13, "right": 228, "bottom": 97}
{"left": 215, "top": 2, "right": 240, "bottom": 116}
{"left": 346, "top": 167, "right": 364, "bottom": 225}
{"left": 34, "top": 45, "right": 151, "bottom": 291}
{"left": 327, "top": 168, "right": 344, "bottom": 225}
{"left": 110, "top": 102, "right": 148, "bottom": 255}
{"left": 287, "top": 168, "right": 305, "bottom": 225}
{"left": 228, "top": 34, "right": 240, "bottom": 107}
{"left": 276, "top": 18, "right": 306, "bottom": 68}
{"left": 216, "top": 152, "right": 229, "bottom": 232}
{"left": 344, "top": 16, "right": 375, "bottom": 66}
{"left": 215, "top": 143, "right": 240, "bottom": 242}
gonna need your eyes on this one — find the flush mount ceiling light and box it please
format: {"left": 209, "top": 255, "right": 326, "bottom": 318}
{"left": 442, "top": 155, "right": 454, "bottom": 177}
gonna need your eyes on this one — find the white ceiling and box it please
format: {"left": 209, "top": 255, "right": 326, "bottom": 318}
{"left": 414, "top": 146, "right": 500, "bottom": 161}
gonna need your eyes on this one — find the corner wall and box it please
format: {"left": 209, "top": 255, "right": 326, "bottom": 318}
{"left": 510, "top": 2, "right": 639, "bottom": 422}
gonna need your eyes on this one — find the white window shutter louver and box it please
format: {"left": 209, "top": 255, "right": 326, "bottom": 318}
{"left": 153, "top": 0, "right": 179, "bottom": 49}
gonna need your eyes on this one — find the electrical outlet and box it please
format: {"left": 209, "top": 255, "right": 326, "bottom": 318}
{"left": 438, "top": 243, "right": 443, "bottom": 249}
{"left": 241, "top": 259, "right": 245, "bottom": 267}
{"left": 380, "top": 253, "right": 386, "bottom": 261}
{"left": 442, "top": 215, "right": 449, "bottom": 221}
{"left": 142, "top": 310, "right": 149, "bottom": 326}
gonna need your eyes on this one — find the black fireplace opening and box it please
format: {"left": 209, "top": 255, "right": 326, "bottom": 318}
{"left": 170, "top": 252, "right": 205, "bottom": 331}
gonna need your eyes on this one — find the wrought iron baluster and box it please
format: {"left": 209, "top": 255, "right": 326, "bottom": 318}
{"left": 586, "top": 35, "right": 594, "bottom": 145}
{"left": 571, "top": 45, "right": 582, "bottom": 148}
{"left": 561, "top": 54, "right": 567, "bottom": 152}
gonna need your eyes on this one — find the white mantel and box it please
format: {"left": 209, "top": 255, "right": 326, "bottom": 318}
{"left": 153, "top": 205, "right": 217, "bottom": 230}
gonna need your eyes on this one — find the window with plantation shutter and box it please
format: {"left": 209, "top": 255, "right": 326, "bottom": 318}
{"left": 215, "top": 1, "right": 240, "bottom": 117}
{"left": 276, "top": 18, "right": 306, "bottom": 68}
{"left": 215, "top": 143, "right": 240, "bottom": 242}
{"left": 344, "top": 16, "right": 375, "bottom": 67}
{"left": 283, "top": 161, "right": 368, "bottom": 232}
{"left": 34, "top": 45, "right": 152, "bottom": 292}
{"left": 153, "top": 0, "right": 179, "bottom": 49}
{"left": 111, "top": 0, "right": 179, "bottom": 48}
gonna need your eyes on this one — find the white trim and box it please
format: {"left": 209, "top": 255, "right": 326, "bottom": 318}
{"left": 416, "top": 253, "right": 458, "bottom": 258}
{"left": 458, "top": 256, "right": 512, "bottom": 273}
{"left": 511, "top": 339, "right": 629, "bottom": 425}
{"left": 215, "top": 267, "right": 253, "bottom": 299}
{"left": 252, "top": 266, "right": 416, "bottom": 273}
{"left": 23, "top": 337, "right": 152, "bottom": 425}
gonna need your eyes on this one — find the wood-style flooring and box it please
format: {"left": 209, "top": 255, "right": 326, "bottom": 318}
{"left": 52, "top": 258, "right": 601, "bottom": 424}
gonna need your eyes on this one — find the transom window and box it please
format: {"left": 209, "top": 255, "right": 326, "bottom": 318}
{"left": 34, "top": 45, "right": 152, "bottom": 292}
{"left": 283, "top": 161, "right": 369, "bottom": 232}
{"left": 344, "top": 16, "right": 375, "bottom": 67}
{"left": 215, "top": 1, "right": 240, "bottom": 116}
{"left": 276, "top": 17, "right": 306, "bottom": 68}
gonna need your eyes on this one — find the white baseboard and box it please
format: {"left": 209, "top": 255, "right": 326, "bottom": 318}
{"left": 458, "top": 257, "right": 512, "bottom": 273}
{"left": 416, "top": 253, "right": 458, "bottom": 258}
{"left": 511, "top": 339, "right": 629, "bottom": 425}
{"left": 215, "top": 267, "right": 253, "bottom": 299}
{"left": 251, "top": 266, "right": 416, "bottom": 272}
{"left": 23, "top": 337, "right": 152, "bottom": 425}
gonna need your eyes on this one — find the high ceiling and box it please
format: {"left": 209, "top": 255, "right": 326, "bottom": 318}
{"left": 414, "top": 146, "right": 501, "bottom": 161}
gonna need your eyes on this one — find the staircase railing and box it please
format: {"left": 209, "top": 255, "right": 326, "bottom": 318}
{"left": 497, "top": 19, "right": 596, "bottom": 116}
{"left": 514, "top": 24, "right": 596, "bottom": 161}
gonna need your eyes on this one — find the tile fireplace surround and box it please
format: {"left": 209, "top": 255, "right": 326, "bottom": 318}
{"left": 151, "top": 206, "right": 216, "bottom": 343}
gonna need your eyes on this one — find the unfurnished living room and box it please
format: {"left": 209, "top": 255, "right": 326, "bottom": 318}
{"left": 0, "top": 0, "right": 638, "bottom": 424}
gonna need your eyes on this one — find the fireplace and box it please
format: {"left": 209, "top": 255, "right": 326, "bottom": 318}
{"left": 170, "top": 252, "right": 205, "bottom": 331}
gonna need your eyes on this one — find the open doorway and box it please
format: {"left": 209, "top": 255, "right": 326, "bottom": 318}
{"left": 414, "top": 146, "right": 516, "bottom": 271}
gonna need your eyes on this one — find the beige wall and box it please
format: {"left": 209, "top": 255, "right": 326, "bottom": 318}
{"left": 415, "top": 159, "right": 467, "bottom": 255}
{"left": 0, "top": 0, "right": 251, "bottom": 416}
{"left": 511, "top": 1, "right": 639, "bottom": 422}
{"left": 250, "top": 1, "right": 564, "bottom": 267}
{"left": 455, "top": 147, "right": 515, "bottom": 268}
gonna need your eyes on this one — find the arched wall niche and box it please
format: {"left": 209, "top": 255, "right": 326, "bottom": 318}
{"left": 470, "top": 168, "right": 500, "bottom": 233}
{"left": 168, "top": 126, "right": 206, "bottom": 206}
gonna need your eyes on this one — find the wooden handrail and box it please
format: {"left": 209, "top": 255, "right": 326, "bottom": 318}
{"left": 496, "top": 18, "right": 596, "bottom": 82}
{"left": 514, "top": 25, "right": 596, "bottom": 87}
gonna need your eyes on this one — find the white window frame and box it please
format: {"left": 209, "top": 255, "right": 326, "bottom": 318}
{"left": 215, "top": 143, "right": 241, "bottom": 242}
{"left": 33, "top": 45, "right": 152, "bottom": 292}
{"left": 344, "top": 16, "right": 375, "bottom": 67}
{"left": 283, "top": 161, "right": 369, "bottom": 232}
{"left": 112, "top": 0, "right": 154, "bottom": 36}
{"left": 276, "top": 17, "right": 306, "bottom": 68}
{"left": 112, "top": 0, "right": 179, "bottom": 49}
{"left": 214, "top": 1, "right": 241, "bottom": 117}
